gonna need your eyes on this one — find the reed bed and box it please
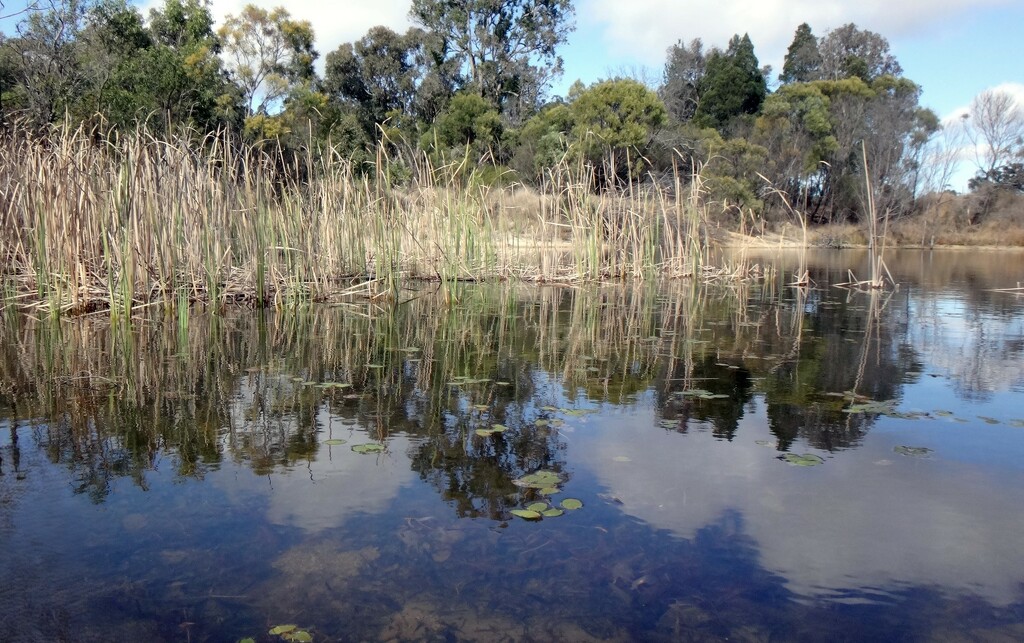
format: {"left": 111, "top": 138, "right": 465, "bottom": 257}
{"left": 0, "top": 124, "right": 717, "bottom": 316}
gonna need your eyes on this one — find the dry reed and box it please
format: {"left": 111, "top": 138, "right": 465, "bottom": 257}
{"left": 0, "top": 123, "right": 723, "bottom": 316}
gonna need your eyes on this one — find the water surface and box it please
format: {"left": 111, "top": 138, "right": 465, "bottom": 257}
{"left": 2, "top": 249, "right": 1024, "bottom": 641}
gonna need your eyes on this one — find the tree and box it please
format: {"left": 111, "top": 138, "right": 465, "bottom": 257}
{"left": 818, "top": 23, "right": 901, "bottom": 82}
{"left": 694, "top": 34, "right": 765, "bottom": 132}
{"left": 661, "top": 38, "right": 704, "bottom": 122}
{"left": 324, "top": 26, "right": 450, "bottom": 141}
{"left": 218, "top": 5, "right": 316, "bottom": 117}
{"left": 965, "top": 88, "right": 1024, "bottom": 177}
{"left": 420, "top": 91, "right": 503, "bottom": 165}
{"left": 779, "top": 23, "right": 821, "bottom": 84}
{"left": 7, "top": 0, "right": 91, "bottom": 125}
{"left": 409, "top": 0, "right": 574, "bottom": 122}
{"left": 101, "top": 0, "right": 240, "bottom": 131}
{"left": 568, "top": 78, "right": 666, "bottom": 183}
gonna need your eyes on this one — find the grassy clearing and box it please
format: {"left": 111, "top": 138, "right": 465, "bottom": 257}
{"left": 0, "top": 124, "right": 729, "bottom": 316}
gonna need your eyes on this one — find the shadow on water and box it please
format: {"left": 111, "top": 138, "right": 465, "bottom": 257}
{"left": 2, "top": 249, "right": 1024, "bottom": 640}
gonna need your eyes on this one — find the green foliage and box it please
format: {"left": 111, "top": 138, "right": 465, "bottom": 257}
{"left": 219, "top": 4, "right": 318, "bottom": 117}
{"left": 420, "top": 92, "right": 503, "bottom": 165}
{"left": 409, "top": 0, "right": 574, "bottom": 122}
{"left": 568, "top": 78, "right": 667, "bottom": 179}
{"left": 694, "top": 34, "right": 766, "bottom": 132}
{"left": 780, "top": 23, "right": 821, "bottom": 84}
{"left": 818, "top": 23, "right": 902, "bottom": 82}
{"left": 325, "top": 26, "right": 446, "bottom": 142}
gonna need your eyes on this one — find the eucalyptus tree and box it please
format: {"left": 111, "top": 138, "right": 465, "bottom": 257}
{"left": 218, "top": 4, "right": 316, "bottom": 117}
{"left": 5, "top": 0, "right": 91, "bottom": 125}
{"left": 661, "top": 38, "right": 705, "bottom": 122}
{"left": 818, "top": 23, "right": 901, "bottom": 82}
{"left": 965, "top": 88, "right": 1024, "bottom": 177}
{"left": 409, "top": 0, "right": 574, "bottom": 123}
{"left": 324, "top": 26, "right": 457, "bottom": 141}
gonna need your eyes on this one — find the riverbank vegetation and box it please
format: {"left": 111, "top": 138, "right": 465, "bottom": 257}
{"left": 1, "top": 0, "right": 1022, "bottom": 314}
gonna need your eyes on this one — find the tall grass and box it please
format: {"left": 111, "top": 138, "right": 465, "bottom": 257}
{"left": 0, "top": 123, "right": 718, "bottom": 315}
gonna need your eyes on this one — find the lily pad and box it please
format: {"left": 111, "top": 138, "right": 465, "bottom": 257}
{"left": 978, "top": 416, "right": 1001, "bottom": 425}
{"left": 527, "top": 502, "right": 548, "bottom": 512}
{"left": 270, "top": 625, "right": 298, "bottom": 635}
{"left": 490, "top": 424, "right": 508, "bottom": 432}
{"left": 284, "top": 632, "right": 312, "bottom": 643}
{"left": 323, "top": 439, "right": 347, "bottom": 446}
{"left": 542, "top": 509, "right": 564, "bottom": 518}
{"left": 894, "top": 445, "right": 933, "bottom": 457}
{"left": 541, "top": 405, "right": 559, "bottom": 412}
{"left": 510, "top": 509, "right": 542, "bottom": 520}
{"left": 513, "top": 470, "right": 563, "bottom": 489}
{"left": 561, "top": 498, "right": 583, "bottom": 510}
{"left": 781, "top": 453, "right": 824, "bottom": 467}
{"left": 534, "top": 419, "right": 550, "bottom": 427}
{"left": 844, "top": 399, "right": 898, "bottom": 414}
{"left": 539, "top": 486, "right": 561, "bottom": 495}
{"left": 351, "top": 443, "right": 385, "bottom": 454}
{"left": 475, "top": 429, "right": 494, "bottom": 437}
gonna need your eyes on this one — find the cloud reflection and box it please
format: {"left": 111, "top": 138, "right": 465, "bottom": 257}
{"left": 574, "top": 402, "right": 1024, "bottom": 605}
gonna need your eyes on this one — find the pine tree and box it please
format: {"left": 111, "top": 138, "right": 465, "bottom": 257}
{"left": 780, "top": 23, "right": 822, "bottom": 84}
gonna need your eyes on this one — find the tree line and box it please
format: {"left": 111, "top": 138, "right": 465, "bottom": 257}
{"left": 1, "top": 0, "right": 1021, "bottom": 226}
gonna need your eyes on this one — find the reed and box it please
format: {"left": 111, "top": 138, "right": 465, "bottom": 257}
{"left": 0, "top": 123, "right": 737, "bottom": 316}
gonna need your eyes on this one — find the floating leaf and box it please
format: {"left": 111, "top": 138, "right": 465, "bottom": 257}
{"left": 534, "top": 419, "right": 550, "bottom": 427}
{"left": 844, "top": 399, "right": 898, "bottom": 414}
{"left": 781, "top": 453, "right": 824, "bottom": 467}
{"left": 526, "top": 502, "right": 548, "bottom": 512}
{"left": 561, "top": 498, "right": 583, "bottom": 510}
{"left": 541, "top": 405, "right": 559, "bottom": 412}
{"left": 539, "top": 487, "right": 560, "bottom": 495}
{"left": 934, "top": 410, "right": 954, "bottom": 417}
{"left": 1010, "top": 419, "right": 1024, "bottom": 428}
{"left": 286, "top": 632, "right": 313, "bottom": 643}
{"left": 475, "top": 429, "right": 494, "bottom": 437}
{"left": 351, "top": 443, "right": 385, "bottom": 454}
{"left": 324, "top": 439, "right": 347, "bottom": 446}
{"left": 240, "top": 639, "right": 256, "bottom": 643}
{"left": 490, "top": 424, "right": 508, "bottom": 432}
{"left": 514, "top": 470, "right": 563, "bottom": 489}
{"left": 542, "top": 509, "right": 564, "bottom": 517}
{"left": 978, "top": 416, "right": 1001, "bottom": 425}
{"left": 510, "top": 509, "right": 542, "bottom": 520}
{"left": 270, "top": 624, "right": 297, "bottom": 635}
{"left": 894, "top": 445, "right": 933, "bottom": 457}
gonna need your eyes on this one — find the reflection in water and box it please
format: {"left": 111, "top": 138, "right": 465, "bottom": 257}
{"left": 2, "top": 250, "right": 1024, "bottom": 640}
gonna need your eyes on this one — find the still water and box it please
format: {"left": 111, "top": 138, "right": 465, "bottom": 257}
{"left": 2, "top": 249, "right": 1024, "bottom": 642}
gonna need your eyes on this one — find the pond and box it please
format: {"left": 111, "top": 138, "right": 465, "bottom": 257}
{"left": 2, "top": 249, "right": 1024, "bottom": 642}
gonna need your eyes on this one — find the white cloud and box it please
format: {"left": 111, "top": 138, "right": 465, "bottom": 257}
{"left": 138, "top": 0, "right": 414, "bottom": 59}
{"left": 580, "top": 0, "right": 1012, "bottom": 73}
{"left": 573, "top": 404, "right": 1024, "bottom": 605}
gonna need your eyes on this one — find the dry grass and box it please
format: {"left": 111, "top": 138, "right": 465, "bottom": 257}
{"left": 0, "top": 124, "right": 721, "bottom": 316}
